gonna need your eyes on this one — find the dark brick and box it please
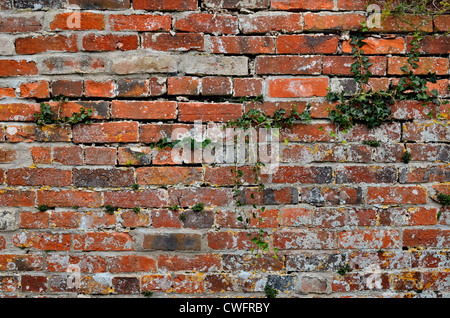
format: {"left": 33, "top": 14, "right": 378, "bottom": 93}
{"left": 112, "top": 277, "right": 140, "bottom": 294}
{"left": 73, "top": 168, "right": 134, "bottom": 188}
{"left": 14, "top": 0, "right": 61, "bottom": 9}
{"left": 68, "top": 0, "right": 130, "bottom": 9}
{"left": 183, "top": 210, "right": 214, "bottom": 229}
{"left": 267, "top": 275, "right": 295, "bottom": 292}
{"left": 143, "top": 233, "right": 201, "bottom": 251}
{"left": 51, "top": 80, "right": 83, "bottom": 97}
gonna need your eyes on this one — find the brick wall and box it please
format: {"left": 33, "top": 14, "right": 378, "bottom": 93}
{"left": 0, "top": 0, "right": 449, "bottom": 297}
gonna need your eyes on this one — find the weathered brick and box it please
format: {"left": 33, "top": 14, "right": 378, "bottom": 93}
{"left": 179, "top": 55, "right": 248, "bottom": 76}
{"left": 205, "top": 0, "right": 269, "bottom": 9}
{"left": 68, "top": 0, "right": 130, "bottom": 9}
{"left": 267, "top": 77, "right": 329, "bottom": 98}
{"left": 112, "top": 53, "right": 177, "bottom": 74}
{"left": 367, "top": 186, "right": 427, "bottom": 205}
{"left": 210, "top": 36, "right": 275, "bottom": 54}
{"left": 137, "top": 167, "right": 202, "bottom": 185}
{"left": 104, "top": 189, "right": 167, "bottom": 208}
{"left": 109, "top": 14, "right": 171, "bottom": 31}
{"left": 73, "top": 168, "right": 134, "bottom": 187}
{"left": 178, "top": 102, "right": 242, "bottom": 122}
{"left": 256, "top": 55, "right": 322, "bottom": 75}
{"left": 37, "top": 190, "right": 102, "bottom": 208}
{"left": 13, "top": 232, "right": 71, "bottom": 251}
{"left": 133, "top": 0, "right": 197, "bottom": 10}
{"left": 277, "top": 34, "right": 339, "bottom": 54}
{"left": 73, "top": 233, "right": 134, "bottom": 251}
{"left": 143, "top": 233, "right": 201, "bottom": 251}
{"left": 73, "top": 122, "right": 139, "bottom": 143}
{"left": 0, "top": 15, "right": 42, "bottom": 33}
{"left": 174, "top": 13, "right": 238, "bottom": 34}
{"left": 271, "top": 0, "right": 334, "bottom": 10}
{"left": 239, "top": 12, "right": 302, "bottom": 34}
{"left": 304, "top": 12, "right": 366, "bottom": 31}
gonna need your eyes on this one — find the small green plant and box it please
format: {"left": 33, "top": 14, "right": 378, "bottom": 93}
{"left": 179, "top": 213, "right": 186, "bottom": 222}
{"left": 362, "top": 140, "right": 381, "bottom": 147}
{"left": 132, "top": 207, "right": 141, "bottom": 213}
{"left": 132, "top": 183, "right": 139, "bottom": 190}
{"left": 437, "top": 192, "right": 450, "bottom": 206}
{"left": 103, "top": 204, "right": 118, "bottom": 215}
{"left": 264, "top": 284, "right": 278, "bottom": 298}
{"left": 142, "top": 290, "right": 153, "bottom": 298}
{"left": 37, "top": 204, "right": 49, "bottom": 212}
{"left": 401, "top": 151, "right": 412, "bottom": 164}
{"left": 191, "top": 203, "right": 205, "bottom": 212}
{"left": 148, "top": 137, "right": 181, "bottom": 150}
{"left": 338, "top": 264, "right": 352, "bottom": 276}
{"left": 34, "top": 99, "right": 93, "bottom": 126}
{"left": 168, "top": 204, "right": 180, "bottom": 211}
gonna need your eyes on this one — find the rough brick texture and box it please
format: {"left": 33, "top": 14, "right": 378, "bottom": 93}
{"left": 0, "top": 0, "right": 448, "bottom": 299}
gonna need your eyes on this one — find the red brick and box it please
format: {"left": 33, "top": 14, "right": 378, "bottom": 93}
{"left": 304, "top": 13, "right": 366, "bottom": 31}
{"left": 143, "top": 33, "right": 204, "bottom": 51}
{"left": 53, "top": 146, "right": 83, "bottom": 165}
{"left": 121, "top": 209, "right": 151, "bottom": 228}
{"left": 7, "top": 168, "right": 71, "bottom": 186}
{"left": 20, "top": 81, "right": 50, "bottom": 99}
{"left": 0, "top": 87, "right": 15, "bottom": 99}
{"left": 13, "top": 232, "right": 71, "bottom": 251}
{"left": 137, "top": 167, "right": 203, "bottom": 185}
{"left": 267, "top": 77, "right": 329, "bottom": 98}
{"left": 256, "top": 55, "right": 322, "bottom": 75}
{"left": 5, "top": 124, "right": 36, "bottom": 143}
{"left": 37, "top": 190, "right": 102, "bottom": 208}
{"left": 20, "top": 211, "right": 50, "bottom": 229}
{"left": 0, "top": 190, "right": 35, "bottom": 207}
{"left": 73, "top": 122, "right": 139, "bottom": 143}
{"left": 178, "top": 102, "right": 242, "bottom": 122}
{"left": 109, "top": 14, "right": 171, "bottom": 31}
{"left": 52, "top": 101, "right": 108, "bottom": 120}
{"left": 30, "top": 146, "right": 51, "bottom": 164}
{"left": 104, "top": 189, "right": 167, "bottom": 208}
{"left": 233, "top": 78, "right": 263, "bottom": 97}
{"left": 133, "top": 0, "right": 197, "bottom": 10}
{"left": 0, "top": 15, "right": 42, "bottom": 33}
{"left": 367, "top": 186, "right": 427, "bottom": 205}
{"left": 271, "top": 0, "right": 334, "bottom": 10}
{"left": 167, "top": 77, "right": 200, "bottom": 95}
{"left": 336, "top": 0, "right": 368, "bottom": 10}
{"left": 84, "top": 80, "right": 116, "bottom": 98}
{"left": 388, "top": 57, "right": 449, "bottom": 75}
{"left": 41, "top": 56, "right": 105, "bottom": 74}
{"left": 201, "top": 77, "right": 232, "bottom": 96}
{"left": 404, "top": 229, "right": 450, "bottom": 248}
{"left": 21, "top": 275, "right": 47, "bottom": 293}
{"left": 323, "top": 56, "right": 386, "bottom": 76}
{"left": 339, "top": 229, "right": 401, "bottom": 249}
{"left": 15, "top": 35, "right": 78, "bottom": 55}
{"left": 277, "top": 34, "right": 339, "bottom": 54}
{"left": 281, "top": 122, "right": 337, "bottom": 142}
{"left": 210, "top": 36, "right": 275, "bottom": 54}
{"left": 140, "top": 123, "right": 193, "bottom": 143}
{"left": 85, "top": 147, "right": 116, "bottom": 165}
{"left": 205, "top": 165, "right": 269, "bottom": 186}
{"left": 239, "top": 12, "right": 302, "bottom": 34}
{"left": 73, "top": 233, "right": 134, "bottom": 251}
{"left": 435, "top": 15, "right": 450, "bottom": 32}
{"left": 51, "top": 211, "right": 116, "bottom": 229}
{"left": 50, "top": 12, "right": 105, "bottom": 30}
{"left": 111, "top": 101, "right": 176, "bottom": 120}
{"left": 158, "top": 254, "right": 221, "bottom": 272}
{"left": 0, "top": 61, "right": 38, "bottom": 77}
{"left": 174, "top": 13, "right": 238, "bottom": 34}
{"left": 407, "top": 207, "right": 438, "bottom": 226}
{"left": 82, "top": 34, "right": 138, "bottom": 52}
{"left": 152, "top": 209, "right": 183, "bottom": 228}
{"left": 207, "top": 231, "right": 254, "bottom": 250}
